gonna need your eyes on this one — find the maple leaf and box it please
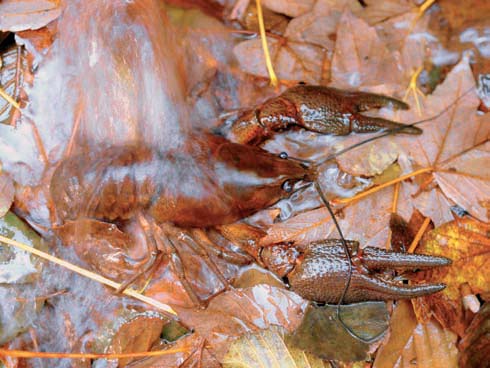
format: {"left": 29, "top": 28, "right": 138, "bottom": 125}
{"left": 410, "top": 218, "right": 490, "bottom": 336}
{"left": 233, "top": 36, "right": 328, "bottom": 84}
{"left": 331, "top": 11, "right": 403, "bottom": 90}
{"left": 395, "top": 56, "right": 490, "bottom": 223}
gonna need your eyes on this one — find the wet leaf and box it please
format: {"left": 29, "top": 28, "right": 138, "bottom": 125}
{"left": 283, "top": 1, "right": 342, "bottom": 50}
{"left": 459, "top": 302, "right": 490, "bottom": 368}
{"left": 288, "top": 302, "right": 389, "bottom": 362}
{"left": 223, "top": 326, "right": 330, "bottom": 368}
{"left": 331, "top": 11, "right": 403, "bottom": 90}
{"left": 175, "top": 285, "right": 308, "bottom": 361}
{"left": 0, "top": 211, "right": 45, "bottom": 344}
{"left": 0, "top": 211, "right": 44, "bottom": 284}
{"left": 261, "top": 0, "right": 315, "bottom": 18}
{"left": 410, "top": 218, "right": 490, "bottom": 336}
{"left": 127, "top": 333, "right": 211, "bottom": 368}
{"left": 0, "top": 173, "right": 14, "bottom": 217}
{"left": 396, "top": 56, "right": 490, "bottom": 223}
{"left": 0, "top": 0, "right": 61, "bottom": 32}
{"left": 102, "top": 311, "right": 168, "bottom": 367}
{"left": 261, "top": 184, "right": 412, "bottom": 248}
{"left": 0, "top": 45, "right": 28, "bottom": 126}
{"left": 233, "top": 37, "right": 328, "bottom": 84}
{"left": 373, "top": 300, "right": 458, "bottom": 368}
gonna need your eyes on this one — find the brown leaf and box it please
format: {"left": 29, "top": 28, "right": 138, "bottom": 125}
{"left": 261, "top": 184, "right": 412, "bottom": 248}
{"left": 331, "top": 11, "right": 403, "bottom": 90}
{"left": 223, "top": 326, "right": 330, "bottom": 368}
{"left": 288, "top": 302, "right": 389, "bottom": 362}
{"left": 233, "top": 37, "right": 328, "bottom": 84}
{"left": 0, "top": 172, "right": 14, "bottom": 217}
{"left": 175, "top": 285, "right": 307, "bottom": 361}
{"left": 410, "top": 218, "right": 490, "bottom": 336}
{"left": 459, "top": 302, "right": 490, "bottom": 368}
{"left": 283, "top": 2, "right": 341, "bottom": 50}
{"left": 105, "top": 311, "right": 167, "bottom": 367}
{"left": 127, "top": 333, "right": 215, "bottom": 368}
{"left": 261, "top": 0, "right": 315, "bottom": 18}
{"left": 373, "top": 300, "right": 458, "bottom": 368}
{"left": 396, "top": 56, "right": 488, "bottom": 223}
{"left": 0, "top": 45, "right": 28, "bottom": 126}
{"left": 0, "top": 0, "right": 61, "bottom": 32}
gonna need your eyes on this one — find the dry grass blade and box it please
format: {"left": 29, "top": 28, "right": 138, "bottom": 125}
{"left": 0, "top": 347, "right": 188, "bottom": 359}
{"left": 255, "top": 0, "right": 278, "bottom": 87}
{"left": 0, "top": 234, "right": 177, "bottom": 317}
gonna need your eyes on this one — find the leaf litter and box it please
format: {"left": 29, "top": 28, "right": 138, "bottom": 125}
{"left": 0, "top": 0, "right": 489, "bottom": 367}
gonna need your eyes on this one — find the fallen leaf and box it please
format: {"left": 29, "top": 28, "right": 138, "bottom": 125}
{"left": 0, "top": 45, "right": 28, "bottom": 126}
{"left": 331, "top": 11, "right": 403, "bottom": 90}
{"left": 127, "top": 333, "right": 213, "bottom": 368}
{"left": 0, "top": 173, "right": 14, "bottom": 217}
{"left": 459, "top": 301, "right": 490, "bottom": 368}
{"left": 0, "top": 211, "right": 45, "bottom": 284}
{"left": 395, "top": 56, "right": 490, "bottom": 223}
{"left": 261, "top": 0, "right": 315, "bottom": 18}
{"left": 103, "top": 311, "right": 168, "bottom": 367}
{"left": 410, "top": 218, "right": 490, "bottom": 336}
{"left": 0, "top": 0, "right": 61, "bottom": 32}
{"left": 284, "top": 2, "right": 342, "bottom": 50}
{"left": 223, "top": 326, "right": 331, "bottom": 368}
{"left": 233, "top": 37, "right": 328, "bottom": 84}
{"left": 0, "top": 211, "right": 45, "bottom": 344}
{"left": 287, "top": 302, "right": 389, "bottom": 362}
{"left": 175, "top": 285, "right": 308, "bottom": 361}
{"left": 373, "top": 300, "right": 458, "bottom": 368}
{"left": 261, "top": 184, "right": 412, "bottom": 249}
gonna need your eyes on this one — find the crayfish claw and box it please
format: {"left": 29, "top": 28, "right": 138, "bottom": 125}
{"left": 346, "top": 90, "right": 410, "bottom": 112}
{"left": 361, "top": 246, "right": 451, "bottom": 270}
{"left": 352, "top": 114, "right": 423, "bottom": 135}
{"left": 352, "top": 274, "right": 447, "bottom": 302}
{"left": 288, "top": 239, "right": 450, "bottom": 304}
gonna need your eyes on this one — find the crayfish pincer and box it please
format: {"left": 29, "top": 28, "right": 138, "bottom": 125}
{"left": 225, "top": 84, "right": 422, "bottom": 145}
{"left": 288, "top": 240, "right": 451, "bottom": 304}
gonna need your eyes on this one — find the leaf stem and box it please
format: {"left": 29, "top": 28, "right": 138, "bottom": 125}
{"left": 332, "top": 167, "right": 434, "bottom": 205}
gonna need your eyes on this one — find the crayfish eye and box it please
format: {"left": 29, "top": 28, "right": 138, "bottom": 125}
{"left": 282, "top": 180, "right": 294, "bottom": 193}
{"left": 279, "top": 152, "right": 288, "bottom": 159}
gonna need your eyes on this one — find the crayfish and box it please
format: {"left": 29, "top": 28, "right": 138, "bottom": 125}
{"left": 51, "top": 85, "right": 449, "bottom": 308}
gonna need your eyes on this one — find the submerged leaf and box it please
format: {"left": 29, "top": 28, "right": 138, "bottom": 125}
{"left": 0, "top": 211, "right": 44, "bottom": 284}
{"left": 0, "top": 211, "right": 45, "bottom": 344}
{"left": 287, "top": 302, "right": 389, "bottom": 362}
{"left": 175, "top": 285, "right": 308, "bottom": 361}
{"left": 223, "top": 326, "right": 330, "bottom": 368}
{"left": 0, "top": 173, "right": 14, "bottom": 217}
